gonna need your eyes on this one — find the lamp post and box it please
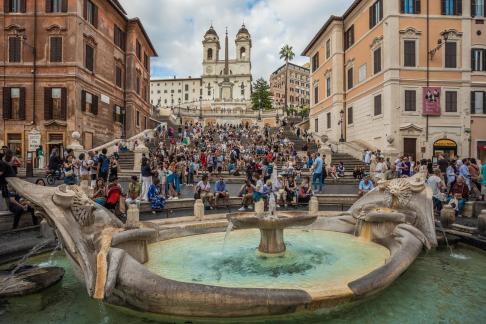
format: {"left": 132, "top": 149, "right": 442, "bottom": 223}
{"left": 171, "top": 93, "right": 174, "bottom": 112}
{"left": 258, "top": 97, "right": 262, "bottom": 121}
{"left": 339, "top": 109, "right": 345, "bottom": 142}
{"left": 178, "top": 98, "right": 181, "bottom": 124}
{"left": 199, "top": 95, "right": 203, "bottom": 121}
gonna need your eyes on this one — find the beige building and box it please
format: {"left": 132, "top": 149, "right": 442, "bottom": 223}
{"left": 150, "top": 25, "right": 252, "bottom": 113}
{"left": 269, "top": 62, "right": 310, "bottom": 108}
{"left": 303, "top": 0, "right": 486, "bottom": 160}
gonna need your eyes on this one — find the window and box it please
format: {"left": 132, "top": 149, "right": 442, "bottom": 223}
{"left": 144, "top": 53, "right": 149, "bottom": 70}
{"left": 445, "top": 42, "right": 457, "bottom": 68}
{"left": 344, "top": 26, "right": 355, "bottom": 50}
{"left": 312, "top": 52, "right": 319, "bottom": 72}
{"left": 136, "top": 41, "right": 142, "bottom": 60}
{"left": 85, "top": 44, "right": 94, "bottom": 71}
{"left": 404, "top": 40, "right": 416, "bottom": 67}
{"left": 374, "top": 94, "right": 382, "bottom": 116}
{"left": 2, "top": 87, "right": 25, "bottom": 120}
{"left": 472, "top": 48, "right": 486, "bottom": 71}
{"left": 404, "top": 90, "right": 417, "bottom": 111}
{"left": 400, "top": 0, "right": 421, "bottom": 14}
{"left": 347, "top": 67, "right": 354, "bottom": 90}
{"left": 314, "top": 85, "right": 319, "bottom": 104}
{"left": 359, "top": 64, "right": 367, "bottom": 82}
{"left": 207, "top": 48, "right": 213, "bottom": 60}
{"left": 5, "top": 0, "right": 25, "bottom": 13}
{"left": 472, "top": 0, "right": 485, "bottom": 17}
{"left": 7, "top": 134, "right": 22, "bottom": 157}
{"left": 114, "top": 25, "right": 126, "bottom": 50}
{"left": 50, "top": 37, "right": 62, "bottom": 62}
{"left": 44, "top": 87, "right": 67, "bottom": 120}
{"left": 115, "top": 66, "right": 123, "bottom": 88}
{"left": 369, "top": 0, "right": 383, "bottom": 29}
{"left": 184, "top": 93, "right": 189, "bottom": 101}
{"left": 445, "top": 91, "right": 457, "bottom": 112}
{"left": 113, "top": 105, "right": 123, "bottom": 123}
{"left": 325, "top": 39, "right": 331, "bottom": 59}
{"left": 471, "top": 91, "right": 486, "bottom": 114}
{"left": 240, "top": 47, "right": 246, "bottom": 59}
{"left": 46, "top": 0, "right": 67, "bottom": 13}
{"left": 84, "top": 0, "right": 98, "bottom": 27}
{"left": 326, "top": 112, "right": 331, "bottom": 129}
{"left": 136, "top": 74, "right": 141, "bottom": 94}
{"left": 185, "top": 84, "right": 189, "bottom": 91}
{"left": 8, "top": 36, "right": 21, "bottom": 62}
{"left": 315, "top": 118, "right": 319, "bottom": 132}
{"left": 326, "top": 77, "right": 331, "bottom": 97}
{"left": 136, "top": 111, "right": 140, "bottom": 126}
{"left": 373, "top": 47, "right": 382, "bottom": 74}
{"left": 347, "top": 107, "right": 353, "bottom": 124}
{"left": 441, "top": 0, "right": 462, "bottom": 16}
{"left": 81, "top": 90, "right": 98, "bottom": 114}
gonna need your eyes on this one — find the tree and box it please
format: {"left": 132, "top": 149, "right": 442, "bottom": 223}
{"left": 279, "top": 44, "right": 295, "bottom": 116}
{"left": 251, "top": 78, "right": 272, "bottom": 111}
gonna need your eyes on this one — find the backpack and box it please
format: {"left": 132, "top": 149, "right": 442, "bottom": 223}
{"left": 100, "top": 155, "right": 109, "bottom": 173}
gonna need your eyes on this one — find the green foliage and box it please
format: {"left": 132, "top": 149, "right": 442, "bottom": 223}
{"left": 279, "top": 44, "right": 295, "bottom": 63}
{"left": 251, "top": 78, "right": 273, "bottom": 111}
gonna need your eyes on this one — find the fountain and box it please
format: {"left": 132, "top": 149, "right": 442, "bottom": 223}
{"left": 4, "top": 174, "right": 440, "bottom": 319}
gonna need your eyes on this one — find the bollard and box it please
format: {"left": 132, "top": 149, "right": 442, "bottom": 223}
{"left": 309, "top": 196, "right": 319, "bottom": 214}
{"left": 194, "top": 199, "right": 205, "bottom": 221}
{"left": 254, "top": 200, "right": 264, "bottom": 214}
{"left": 126, "top": 204, "right": 140, "bottom": 228}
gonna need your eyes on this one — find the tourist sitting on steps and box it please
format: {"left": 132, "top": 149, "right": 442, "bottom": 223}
{"left": 214, "top": 177, "right": 229, "bottom": 207}
{"left": 238, "top": 180, "right": 254, "bottom": 211}
{"left": 448, "top": 175, "right": 469, "bottom": 217}
{"left": 358, "top": 176, "right": 374, "bottom": 197}
{"left": 126, "top": 175, "right": 141, "bottom": 205}
{"left": 195, "top": 174, "right": 214, "bottom": 210}
{"left": 297, "top": 178, "right": 313, "bottom": 204}
{"left": 148, "top": 178, "right": 166, "bottom": 210}
{"left": 92, "top": 178, "right": 107, "bottom": 206}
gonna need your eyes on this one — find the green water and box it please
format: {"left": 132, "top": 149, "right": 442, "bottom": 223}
{"left": 1, "top": 244, "right": 486, "bottom": 323}
{"left": 145, "top": 230, "right": 389, "bottom": 292}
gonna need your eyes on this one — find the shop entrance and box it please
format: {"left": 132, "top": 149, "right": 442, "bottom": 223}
{"left": 403, "top": 138, "right": 417, "bottom": 160}
{"left": 477, "top": 141, "right": 486, "bottom": 162}
{"left": 433, "top": 139, "right": 457, "bottom": 160}
{"left": 47, "top": 133, "right": 65, "bottom": 161}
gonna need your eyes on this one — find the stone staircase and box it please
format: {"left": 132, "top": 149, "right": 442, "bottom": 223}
{"left": 118, "top": 151, "right": 135, "bottom": 171}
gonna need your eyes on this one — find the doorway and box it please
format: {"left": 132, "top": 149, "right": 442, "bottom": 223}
{"left": 403, "top": 138, "right": 417, "bottom": 160}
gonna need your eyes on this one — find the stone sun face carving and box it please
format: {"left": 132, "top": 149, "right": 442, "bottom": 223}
{"left": 70, "top": 187, "right": 96, "bottom": 227}
{"left": 380, "top": 178, "right": 413, "bottom": 209}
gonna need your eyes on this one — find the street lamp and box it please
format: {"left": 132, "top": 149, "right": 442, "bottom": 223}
{"left": 199, "top": 95, "right": 203, "bottom": 120}
{"left": 258, "top": 97, "right": 262, "bottom": 121}
{"left": 178, "top": 98, "right": 182, "bottom": 124}
{"left": 338, "top": 109, "right": 345, "bottom": 142}
{"left": 171, "top": 93, "right": 174, "bottom": 112}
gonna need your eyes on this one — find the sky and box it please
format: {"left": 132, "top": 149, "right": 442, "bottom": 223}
{"left": 119, "top": 0, "right": 355, "bottom": 81}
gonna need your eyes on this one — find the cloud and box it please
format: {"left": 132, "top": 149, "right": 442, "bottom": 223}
{"left": 119, "top": 0, "right": 354, "bottom": 80}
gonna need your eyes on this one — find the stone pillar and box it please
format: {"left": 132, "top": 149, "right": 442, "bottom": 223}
{"left": 40, "top": 219, "right": 55, "bottom": 239}
{"left": 126, "top": 204, "right": 140, "bottom": 229}
{"left": 133, "top": 142, "right": 149, "bottom": 172}
{"left": 463, "top": 202, "right": 474, "bottom": 218}
{"left": 440, "top": 205, "right": 456, "bottom": 228}
{"left": 478, "top": 210, "right": 486, "bottom": 236}
{"left": 255, "top": 199, "right": 265, "bottom": 215}
{"left": 66, "top": 131, "right": 85, "bottom": 159}
{"left": 194, "top": 199, "right": 204, "bottom": 221}
{"left": 309, "top": 196, "right": 319, "bottom": 214}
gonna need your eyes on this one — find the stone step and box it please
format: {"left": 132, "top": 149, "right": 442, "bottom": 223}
{"left": 451, "top": 224, "right": 478, "bottom": 234}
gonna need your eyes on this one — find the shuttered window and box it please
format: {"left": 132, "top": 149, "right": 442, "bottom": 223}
{"left": 5, "top": 0, "right": 26, "bottom": 13}
{"left": 85, "top": 44, "right": 94, "bottom": 72}
{"left": 326, "top": 112, "right": 331, "bottom": 129}
{"left": 2, "top": 87, "right": 25, "bottom": 120}
{"left": 114, "top": 25, "right": 126, "bottom": 50}
{"left": 115, "top": 66, "right": 123, "bottom": 88}
{"left": 136, "top": 74, "right": 141, "bottom": 94}
{"left": 347, "top": 107, "right": 353, "bottom": 124}
{"left": 81, "top": 90, "right": 98, "bottom": 115}
{"left": 445, "top": 42, "right": 457, "bottom": 68}
{"left": 472, "top": 0, "right": 485, "bottom": 17}
{"left": 401, "top": 0, "right": 421, "bottom": 14}
{"left": 344, "top": 26, "right": 355, "bottom": 50}
{"left": 83, "top": 0, "right": 98, "bottom": 28}
{"left": 347, "top": 67, "right": 354, "bottom": 90}
{"left": 404, "top": 40, "right": 416, "bottom": 67}
{"left": 44, "top": 87, "right": 67, "bottom": 120}
{"left": 369, "top": 0, "right": 383, "bottom": 29}
{"left": 8, "top": 36, "right": 21, "bottom": 62}
{"left": 445, "top": 91, "right": 458, "bottom": 112}
{"left": 50, "top": 37, "right": 62, "bottom": 62}
{"left": 471, "top": 91, "right": 486, "bottom": 114}
{"left": 441, "top": 0, "right": 463, "bottom": 16}
{"left": 312, "top": 52, "right": 319, "bottom": 72}
{"left": 374, "top": 94, "right": 382, "bottom": 116}
{"left": 373, "top": 47, "right": 382, "bottom": 74}
{"left": 144, "top": 53, "right": 149, "bottom": 70}
{"left": 472, "top": 48, "right": 486, "bottom": 71}
{"left": 136, "top": 41, "right": 142, "bottom": 60}
{"left": 113, "top": 105, "right": 123, "bottom": 123}
{"left": 46, "top": 0, "right": 67, "bottom": 13}
{"left": 314, "top": 85, "right": 319, "bottom": 104}
{"left": 404, "top": 90, "right": 416, "bottom": 111}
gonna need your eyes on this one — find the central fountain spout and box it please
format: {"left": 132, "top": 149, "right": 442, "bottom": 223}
{"left": 227, "top": 211, "right": 317, "bottom": 255}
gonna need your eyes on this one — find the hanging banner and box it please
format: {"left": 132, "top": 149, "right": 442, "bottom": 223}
{"left": 422, "top": 87, "right": 441, "bottom": 116}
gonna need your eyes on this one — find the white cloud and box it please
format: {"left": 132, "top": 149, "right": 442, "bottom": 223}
{"left": 119, "top": 0, "right": 354, "bottom": 80}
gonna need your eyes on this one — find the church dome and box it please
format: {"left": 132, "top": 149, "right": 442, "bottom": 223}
{"left": 237, "top": 24, "right": 250, "bottom": 36}
{"left": 205, "top": 25, "right": 218, "bottom": 37}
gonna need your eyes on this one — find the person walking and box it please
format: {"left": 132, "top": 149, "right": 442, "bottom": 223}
{"left": 140, "top": 157, "right": 153, "bottom": 201}
{"left": 311, "top": 153, "right": 324, "bottom": 193}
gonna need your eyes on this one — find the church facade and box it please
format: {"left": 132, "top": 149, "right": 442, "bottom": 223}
{"left": 150, "top": 25, "right": 253, "bottom": 112}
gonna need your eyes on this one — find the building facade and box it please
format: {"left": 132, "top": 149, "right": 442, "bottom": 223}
{"left": 0, "top": 0, "right": 157, "bottom": 159}
{"left": 269, "top": 62, "right": 310, "bottom": 108}
{"left": 150, "top": 25, "right": 252, "bottom": 114}
{"left": 303, "top": 0, "right": 486, "bottom": 160}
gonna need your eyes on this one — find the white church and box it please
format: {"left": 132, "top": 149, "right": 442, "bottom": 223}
{"left": 150, "top": 25, "right": 253, "bottom": 116}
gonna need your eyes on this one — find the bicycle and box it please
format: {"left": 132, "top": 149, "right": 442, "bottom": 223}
{"left": 46, "top": 169, "right": 65, "bottom": 185}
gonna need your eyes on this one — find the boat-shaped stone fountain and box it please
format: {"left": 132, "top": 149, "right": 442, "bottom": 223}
{"left": 6, "top": 173, "right": 436, "bottom": 319}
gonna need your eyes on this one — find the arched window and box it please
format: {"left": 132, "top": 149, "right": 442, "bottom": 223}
{"left": 240, "top": 47, "right": 246, "bottom": 59}
{"left": 207, "top": 48, "right": 213, "bottom": 60}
